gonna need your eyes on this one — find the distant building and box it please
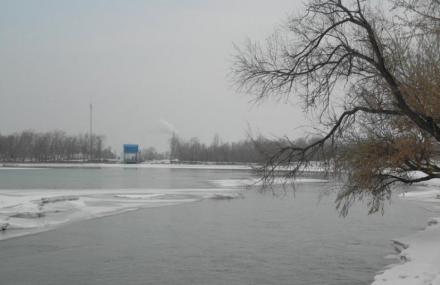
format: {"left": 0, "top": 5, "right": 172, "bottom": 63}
{"left": 123, "top": 144, "right": 140, "bottom": 163}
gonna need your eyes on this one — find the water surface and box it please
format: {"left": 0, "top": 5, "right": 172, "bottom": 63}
{"left": 0, "top": 167, "right": 431, "bottom": 285}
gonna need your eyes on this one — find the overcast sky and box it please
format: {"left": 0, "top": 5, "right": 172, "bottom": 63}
{"left": 0, "top": 0, "right": 308, "bottom": 152}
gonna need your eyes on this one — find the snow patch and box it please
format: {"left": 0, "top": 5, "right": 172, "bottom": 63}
{"left": 0, "top": 187, "right": 238, "bottom": 241}
{"left": 1, "top": 163, "right": 252, "bottom": 170}
{"left": 372, "top": 184, "right": 440, "bottom": 285}
{"left": 1, "top": 161, "right": 328, "bottom": 172}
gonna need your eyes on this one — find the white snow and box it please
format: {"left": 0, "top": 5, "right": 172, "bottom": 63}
{"left": 372, "top": 179, "right": 440, "bottom": 285}
{"left": 0, "top": 187, "right": 239, "bottom": 240}
{"left": 1, "top": 162, "right": 327, "bottom": 172}
{"left": 1, "top": 162, "right": 253, "bottom": 170}
{"left": 0, "top": 167, "right": 46, "bottom": 170}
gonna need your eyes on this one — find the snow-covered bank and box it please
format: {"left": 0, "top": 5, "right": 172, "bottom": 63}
{"left": 372, "top": 181, "right": 440, "bottom": 285}
{"left": 1, "top": 162, "right": 253, "bottom": 170}
{"left": 0, "top": 188, "right": 240, "bottom": 241}
{"left": 0, "top": 162, "right": 327, "bottom": 172}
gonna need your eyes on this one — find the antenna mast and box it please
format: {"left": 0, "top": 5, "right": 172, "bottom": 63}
{"left": 89, "top": 103, "right": 93, "bottom": 161}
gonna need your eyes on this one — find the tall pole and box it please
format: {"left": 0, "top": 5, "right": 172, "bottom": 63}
{"left": 90, "top": 104, "right": 93, "bottom": 161}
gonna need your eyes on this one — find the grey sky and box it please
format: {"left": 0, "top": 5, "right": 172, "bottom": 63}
{"left": 0, "top": 0, "right": 307, "bottom": 152}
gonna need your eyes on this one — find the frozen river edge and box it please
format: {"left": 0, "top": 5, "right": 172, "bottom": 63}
{"left": 372, "top": 180, "right": 440, "bottom": 285}
{"left": 0, "top": 163, "right": 327, "bottom": 241}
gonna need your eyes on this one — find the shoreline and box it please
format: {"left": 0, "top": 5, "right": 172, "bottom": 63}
{"left": 0, "top": 162, "right": 253, "bottom": 170}
{"left": 372, "top": 181, "right": 440, "bottom": 285}
{"left": 0, "top": 162, "right": 327, "bottom": 174}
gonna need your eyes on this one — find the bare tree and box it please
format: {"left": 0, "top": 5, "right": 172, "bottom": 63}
{"left": 0, "top": 131, "right": 116, "bottom": 162}
{"left": 233, "top": 0, "right": 440, "bottom": 215}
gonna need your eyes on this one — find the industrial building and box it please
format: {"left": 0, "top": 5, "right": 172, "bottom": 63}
{"left": 123, "top": 144, "right": 140, "bottom": 163}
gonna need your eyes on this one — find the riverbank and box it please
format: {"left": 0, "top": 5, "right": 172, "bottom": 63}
{"left": 372, "top": 179, "right": 440, "bottom": 285}
{"left": 0, "top": 161, "right": 326, "bottom": 172}
{"left": 1, "top": 162, "right": 253, "bottom": 170}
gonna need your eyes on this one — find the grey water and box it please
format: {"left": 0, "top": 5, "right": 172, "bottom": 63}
{"left": 0, "top": 167, "right": 432, "bottom": 285}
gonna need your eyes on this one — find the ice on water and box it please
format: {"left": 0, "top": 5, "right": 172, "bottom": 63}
{"left": 0, "top": 187, "right": 239, "bottom": 240}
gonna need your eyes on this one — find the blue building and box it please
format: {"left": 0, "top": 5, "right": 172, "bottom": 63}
{"left": 123, "top": 144, "right": 140, "bottom": 163}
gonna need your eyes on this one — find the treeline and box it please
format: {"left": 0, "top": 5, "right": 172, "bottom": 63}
{"left": 0, "top": 130, "right": 116, "bottom": 162}
{"left": 169, "top": 134, "right": 265, "bottom": 163}
{"left": 140, "top": 147, "right": 168, "bottom": 161}
{"left": 166, "top": 134, "right": 328, "bottom": 163}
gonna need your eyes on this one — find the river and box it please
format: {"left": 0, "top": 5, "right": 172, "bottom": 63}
{"left": 0, "top": 166, "right": 431, "bottom": 284}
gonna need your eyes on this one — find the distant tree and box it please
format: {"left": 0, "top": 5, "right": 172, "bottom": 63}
{"left": 169, "top": 133, "right": 181, "bottom": 161}
{"left": 168, "top": 134, "right": 293, "bottom": 163}
{"left": 233, "top": 0, "right": 440, "bottom": 214}
{"left": 94, "top": 135, "right": 102, "bottom": 161}
{"left": 0, "top": 130, "right": 116, "bottom": 162}
{"left": 140, "top": 147, "right": 166, "bottom": 161}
